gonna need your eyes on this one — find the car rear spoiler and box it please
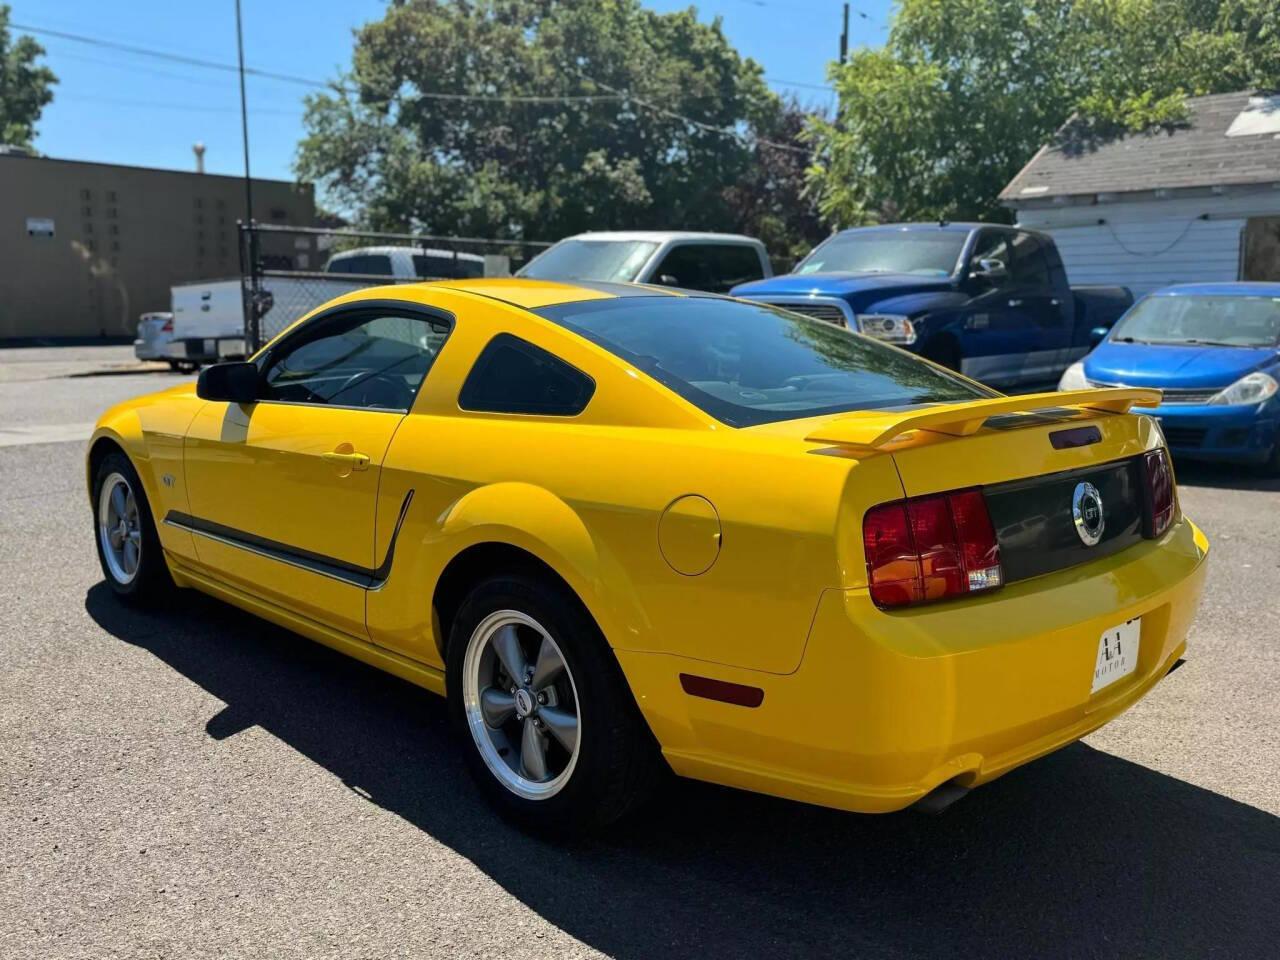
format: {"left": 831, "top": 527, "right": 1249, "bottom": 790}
{"left": 804, "top": 388, "right": 1162, "bottom": 450}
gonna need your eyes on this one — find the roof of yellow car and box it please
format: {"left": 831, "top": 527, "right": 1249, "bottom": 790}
{"left": 424, "top": 277, "right": 684, "bottom": 310}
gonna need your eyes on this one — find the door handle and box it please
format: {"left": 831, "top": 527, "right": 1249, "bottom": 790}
{"left": 1007, "top": 299, "right": 1024, "bottom": 308}
{"left": 322, "top": 451, "right": 370, "bottom": 471}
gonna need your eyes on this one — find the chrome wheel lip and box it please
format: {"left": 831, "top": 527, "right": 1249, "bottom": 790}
{"left": 97, "top": 471, "right": 141, "bottom": 586}
{"left": 462, "top": 609, "right": 581, "bottom": 801}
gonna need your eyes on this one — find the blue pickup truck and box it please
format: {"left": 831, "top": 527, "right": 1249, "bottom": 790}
{"left": 731, "top": 223, "right": 1133, "bottom": 387}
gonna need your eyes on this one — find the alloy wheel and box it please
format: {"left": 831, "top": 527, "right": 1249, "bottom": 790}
{"left": 97, "top": 471, "right": 142, "bottom": 585}
{"left": 461, "top": 609, "right": 581, "bottom": 800}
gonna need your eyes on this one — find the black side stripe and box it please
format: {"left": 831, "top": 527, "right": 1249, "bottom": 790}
{"left": 164, "top": 490, "right": 414, "bottom": 590}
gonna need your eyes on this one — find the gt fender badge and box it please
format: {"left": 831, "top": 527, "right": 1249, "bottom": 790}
{"left": 162, "top": 474, "right": 175, "bottom": 487}
{"left": 1072, "top": 481, "right": 1105, "bottom": 546}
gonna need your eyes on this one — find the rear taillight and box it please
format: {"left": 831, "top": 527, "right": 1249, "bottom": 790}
{"left": 161, "top": 318, "right": 173, "bottom": 333}
{"left": 1143, "top": 448, "right": 1175, "bottom": 538}
{"left": 863, "top": 488, "right": 1003, "bottom": 608}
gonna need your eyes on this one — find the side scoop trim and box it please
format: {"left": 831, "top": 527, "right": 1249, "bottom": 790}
{"left": 163, "top": 490, "right": 414, "bottom": 590}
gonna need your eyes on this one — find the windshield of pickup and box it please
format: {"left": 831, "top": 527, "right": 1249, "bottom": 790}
{"left": 535, "top": 296, "right": 993, "bottom": 427}
{"left": 1110, "top": 294, "right": 1280, "bottom": 348}
{"left": 519, "top": 239, "right": 659, "bottom": 283}
{"left": 795, "top": 231, "right": 968, "bottom": 277}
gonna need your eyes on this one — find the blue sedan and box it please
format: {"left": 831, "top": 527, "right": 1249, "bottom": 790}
{"left": 1059, "top": 282, "right": 1280, "bottom": 471}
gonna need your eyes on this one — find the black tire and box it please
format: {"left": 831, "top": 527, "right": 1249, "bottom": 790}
{"left": 919, "top": 337, "right": 960, "bottom": 371}
{"left": 446, "top": 573, "right": 662, "bottom": 833}
{"left": 91, "top": 449, "right": 174, "bottom": 604}
{"left": 1265, "top": 442, "right": 1280, "bottom": 478}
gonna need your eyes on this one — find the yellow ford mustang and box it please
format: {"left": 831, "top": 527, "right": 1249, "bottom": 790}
{"left": 88, "top": 279, "right": 1209, "bottom": 829}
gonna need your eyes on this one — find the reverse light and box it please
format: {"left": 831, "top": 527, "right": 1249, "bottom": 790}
{"left": 862, "top": 488, "right": 1002, "bottom": 608}
{"left": 1209, "top": 371, "right": 1278, "bottom": 406}
{"left": 855, "top": 314, "right": 917, "bottom": 345}
{"left": 1143, "top": 448, "right": 1176, "bottom": 538}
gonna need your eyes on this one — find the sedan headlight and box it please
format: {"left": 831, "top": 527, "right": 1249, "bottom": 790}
{"left": 1209, "top": 371, "right": 1279, "bottom": 406}
{"left": 855, "top": 314, "right": 916, "bottom": 345}
{"left": 1058, "top": 361, "right": 1090, "bottom": 392}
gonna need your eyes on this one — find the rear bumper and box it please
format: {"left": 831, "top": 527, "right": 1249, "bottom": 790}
{"left": 619, "top": 516, "right": 1209, "bottom": 813}
{"left": 134, "top": 337, "right": 167, "bottom": 361}
{"left": 1154, "top": 404, "right": 1277, "bottom": 462}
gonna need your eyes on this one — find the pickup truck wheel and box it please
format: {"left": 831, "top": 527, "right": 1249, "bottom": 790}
{"left": 92, "top": 451, "right": 174, "bottom": 604}
{"left": 447, "top": 573, "right": 662, "bottom": 833}
{"left": 920, "top": 338, "right": 961, "bottom": 372}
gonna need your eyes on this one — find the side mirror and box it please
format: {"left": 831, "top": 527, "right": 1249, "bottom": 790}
{"left": 658, "top": 273, "right": 680, "bottom": 286}
{"left": 196, "top": 361, "right": 259, "bottom": 404}
{"left": 1089, "top": 326, "right": 1110, "bottom": 347}
{"left": 969, "top": 258, "right": 1008, "bottom": 283}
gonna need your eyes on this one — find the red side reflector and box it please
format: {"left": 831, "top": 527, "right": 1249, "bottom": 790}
{"left": 679, "top": 673, "right": 764, "bottom": 708}
{"left": 1144, "top": 448, "right": 1175, "bottom": 538}
{"left": 864, "top": 488, "right": 1003, "bottom": 608}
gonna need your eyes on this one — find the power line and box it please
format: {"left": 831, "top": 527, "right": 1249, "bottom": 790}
{"left": 57, "top": 93, "right": 299, "bottom": 116}
{"left": 574, "top": 68, "right": 810, "bottom": 155}
{"left": 14, "top": 22, "right": 626, "bottom": 103}
{"left": 766, "top": 76, "right": 835, "bottom": 92}
{"left": 17, "top": 19, "right": 813, "bottom": 154}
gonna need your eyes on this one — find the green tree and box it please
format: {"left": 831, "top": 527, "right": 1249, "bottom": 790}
{"left": 296, "top": 0, "right": 825, "bottom": 253}
{"left": 0, "top": 5, "right": 56, "bottom": 149}
{"left": 809, "top": 0, "right": 1280, "bottom": 227}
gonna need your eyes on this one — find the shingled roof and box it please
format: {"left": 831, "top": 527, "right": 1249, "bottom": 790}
{"left": 1000, "top": 90, "right": 1280, "bottom": 203}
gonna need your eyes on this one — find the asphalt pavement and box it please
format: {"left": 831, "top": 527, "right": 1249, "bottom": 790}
{"left": 2, "top": 346, "right": 1278, "bottom": 959}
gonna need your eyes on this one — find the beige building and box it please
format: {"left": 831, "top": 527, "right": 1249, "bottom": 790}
{"left": 0, "top": 153, "right": 315, "bottom": 340}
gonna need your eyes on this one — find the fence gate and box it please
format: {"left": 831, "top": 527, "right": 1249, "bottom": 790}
{"left": 238, "top": 223, "right": 552, "bottom": 352}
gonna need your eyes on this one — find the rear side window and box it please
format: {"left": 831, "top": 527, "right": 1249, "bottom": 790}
{"left": 459, "top": 334, "right": 595, "bottom": 416}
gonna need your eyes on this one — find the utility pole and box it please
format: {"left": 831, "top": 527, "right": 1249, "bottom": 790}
{"left": 235, "top": 0, "right": 253, "bottom": 227}
{"left": 839, "top": 3, "right": 849, "bottom": 63}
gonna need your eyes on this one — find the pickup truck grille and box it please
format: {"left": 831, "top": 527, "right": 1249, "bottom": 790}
{"left": 760, "top": 301, "right": 849, "bottom": 327}
{"left": 1088, "top": 379, "right": 1219, "bottom": 405}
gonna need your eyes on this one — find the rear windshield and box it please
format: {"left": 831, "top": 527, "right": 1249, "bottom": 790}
{"left": 795, "top": 230, "right": 968, "bottom": 277}
{"left": 534, "top": 296, "right": 992, "bottom": 427}
{"left": 1110, "top": 294, "right": 1280, "bottom": 348}
{"left": 519, "top": 239, "right": 658, "bottom": 283}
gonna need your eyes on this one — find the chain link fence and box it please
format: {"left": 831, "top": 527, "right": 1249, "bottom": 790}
{"left": 238, "top": 223, "right": 552, "bottom": 351}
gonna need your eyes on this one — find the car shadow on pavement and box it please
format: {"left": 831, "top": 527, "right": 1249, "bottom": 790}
{"left": 86, "top": 583, "right": 1279, "bottom": 960}
{"left": 1172, "top": 459, "right": 1280, "bottom": 492}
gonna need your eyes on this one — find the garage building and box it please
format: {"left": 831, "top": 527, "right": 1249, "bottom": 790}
{"left": 1001, "top": 90, "right": 1280, "bottom": 299}
{"left": 0, "top": 152, "right": 314, "bottom": 341}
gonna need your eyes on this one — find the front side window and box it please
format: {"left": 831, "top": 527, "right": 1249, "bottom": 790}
{"left": 1010, "top": 232, "right": 1052, "bottom": 288}
{"left": 968, "top": 230, "right": 1014, "bottom": 292}
{"left": 413, "top": 253, "right": 484, "bottom": 279}
{"left": 796, "top": 230, "right": 968, "bottom": 277}
{"left": 651, "top": 244, "right": 762, "bottom": 293}
{"left": 261, "top": 308, "right": 451, "bottom": 410}
{"left": 518, "top": 239, "right": 658, "bottom": 283}
{"left": 459, "top": 334, "right": 595, "bottom": 416}
{"left": 1110, "top": 294, "right": 1280, "bottom": 347}
{"left": 534, "top": 296, "right": 992, "bottom": 427}
{"left": 326, "top": 254, "right": 394, "bottom": 276}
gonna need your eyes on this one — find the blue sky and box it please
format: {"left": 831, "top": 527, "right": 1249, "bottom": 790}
{"left": 9, "top": 0, "right": 890, "bottom": 186}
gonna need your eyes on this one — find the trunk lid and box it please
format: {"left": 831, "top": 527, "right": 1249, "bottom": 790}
{"left": 803, "top": 389, "right": 1165, "bottom": 586}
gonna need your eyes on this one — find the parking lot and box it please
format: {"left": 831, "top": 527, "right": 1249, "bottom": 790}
{"left": 2, "top": 345, "right": 1278, "bottom": 959}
